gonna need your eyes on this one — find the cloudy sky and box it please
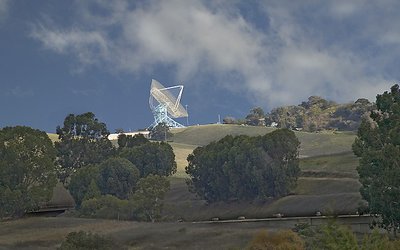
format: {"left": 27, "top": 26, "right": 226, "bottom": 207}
{"left": 1, "top": 0, "right": 399, "bottom": 132}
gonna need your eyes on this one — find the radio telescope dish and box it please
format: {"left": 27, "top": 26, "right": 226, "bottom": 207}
{"left": 149, "top": 79, "right": 188, "bottom": 129}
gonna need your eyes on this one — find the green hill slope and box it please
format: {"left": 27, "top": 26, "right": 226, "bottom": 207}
{"left": 164, "top": 124, "right": 361, "bottom": 220}
{"left": 171, "top": 124, "right": 356, "bottom": 157}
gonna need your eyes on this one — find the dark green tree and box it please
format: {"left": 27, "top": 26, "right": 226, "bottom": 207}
{"left": 55, "top": 112, "right": 115, "bottom": 183}
{"left": 117, "top": 133, "right": 149, "bottom": 149}
{"left": 83, "top": 179, "right": 101, "bottom": 202}
{"left": 186, "top": 129, "right": 300, "bottom": 202}
{"left": 68, "top": 165, "right": 100, "bottom": 207}
{"left": 130, "top": 174, "right": 170, "bottom": 222}
{"left": 353, "top": 84, "right": 400, "bottom": 235}
{"left": 149, "top": 122, "right": 172, "bottom": 141}
{"left": 97, "top": 157, "right": 140, "bottom": 199}
{"left": 0, "top": 126, "right": 57, "bottom": 218}
{"left": 119, "top": 142, "right": 176, "bottom": 177}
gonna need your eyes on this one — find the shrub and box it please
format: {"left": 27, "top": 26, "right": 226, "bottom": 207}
{"left": 58, "top": 231, "right": 119, "bottom": 250}
{"left": 80, "top": 195, "right": 132, "bottom": 220}
{"left": 247, "top": 230, "right": 305, "bottom": 250}
{"left": 361, "top": 229, "right": 400, "bottom": 250}
{"left": 312, "top": 221, "right": 358, "bottom": 249}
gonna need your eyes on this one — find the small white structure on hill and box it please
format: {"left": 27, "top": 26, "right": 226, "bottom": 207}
{"left": 108, "top": 131, "right": 150, "bottom": 141}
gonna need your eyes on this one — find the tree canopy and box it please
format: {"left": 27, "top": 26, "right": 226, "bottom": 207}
{"left": 68, "top": 165, "right": 100, "bottom": 207}
{"left": 0, "top": 126, "right": 57, "bottom": 218}
{"left": 130, "top": 174, "right": 170, "bottom": 222}
{"left": 55, "top": 112, "right": 115, "bottom": 183}
{"left": 353, "top": 84, "right": 400, "bottom": 234}
{"left": 149, "top": 122, "right": 171, "bottom": 141}
{"left": 265, "top": 96, "right": 373, "bottom": 131}
{"left": 120, "top": 142, "right": 176, "bottom": 178}
{"left": 97, "top": 157, "right": 140, "bottom": 199}
{"left": 185, "top": 129, "right": 300, "bottom": 202}
{"left": 117, "top": 133, "right": 149, "bottom": 149}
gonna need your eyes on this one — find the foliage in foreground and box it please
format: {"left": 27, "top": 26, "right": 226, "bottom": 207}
{"left": 80, "top": 195, "right": 132, "bottom": 220}
{"left": 79, "top": 175, "right": 170, "bottom": 222}
{"left": 248, "top": 221, "right": 400, "bottom": 250}
{"left": 353, "top": 84, "right": 400, "bottom": 234}
{"left": 186, "top": 129, "right": 300, "bottom": 202}
{"left": 58, "top": 231, "right": 121, "bottom": 250}
{"left": 0, "top": 126, "right": 57, "bottom": 218}
{"left": 247, "top": 230, "right": 305, "bottom": 250}
{"left": 295, "top": 220, "right": 400, "bottom": 250}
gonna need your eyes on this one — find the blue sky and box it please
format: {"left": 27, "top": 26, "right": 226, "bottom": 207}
{"left": 0, "top": 0, "right": 399, "bottom": 132}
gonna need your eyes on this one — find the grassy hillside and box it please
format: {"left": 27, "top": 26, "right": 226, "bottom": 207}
{"left": 170, "top": 124, "right": 276, "bottom": 146}
{"left": 1, "top": 125, "right": 365, "bottom": 249}
{"left": 45, "top": 124, "right": 361, "bottom": 221}
{"left": 0, "top": 217, "right": 267, "bottom": 250}
{"left": 169, "top": 124, "right": 356, "bottom": 175}
{"left": 165, "top": 125, "right": 361, "bottom": 221}
{"left": 163, "top": 152, "right": 361, "bottom": 221}
{"left": 171, "top": 124, "right": 356, "bottom": 157}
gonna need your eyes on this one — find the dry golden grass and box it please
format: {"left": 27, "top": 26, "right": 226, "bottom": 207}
{"left": 169, "top": 142, "right": 197, "bottom": 177}
{"left": 0, "top": 217, "right": 272, "bottom": 250}
{"left": 46, "top": 133, "right": 59, "bottom": 142}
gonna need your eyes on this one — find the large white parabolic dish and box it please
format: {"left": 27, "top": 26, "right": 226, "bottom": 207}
{"left": 149, "top": 79, "right": 188, "bottom": 118}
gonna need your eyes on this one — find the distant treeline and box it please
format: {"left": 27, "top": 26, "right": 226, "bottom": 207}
{"left": 224, "top": 96, "right": 374, "bottom": 132}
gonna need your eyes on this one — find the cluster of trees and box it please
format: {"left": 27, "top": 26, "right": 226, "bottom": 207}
{"left": 0, "top": 112, "right": 175, "bottom": 221}
{"left": 186, "top": 129, "right": 300, "bottom": 202}
{"left": 224, "top": 96, "right": 374, "bottom": 132}
{"left": 266, "top": 96, "right": 374, "bottom": 131}
{"left": 353, "top": 84, "right": 400, "bottom": 235}
{"left": 59, "top": 114, "right": 175, "bottom": 222}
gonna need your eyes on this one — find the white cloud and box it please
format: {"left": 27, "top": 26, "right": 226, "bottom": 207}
{"left": 0, "top": 0, "right": 9, "bottom": 21}
{"left": 30, "top": 0, "right": 398, "bottom": 109}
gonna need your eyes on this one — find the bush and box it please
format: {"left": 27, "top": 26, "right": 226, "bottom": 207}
{"left": 58, "top": 231, "right": 119, "bottom": 250}
{"left": 80, "top": 195, "right": 132, "bottom": 220}
{"left": 296, "top": 220, "right": 400, "bottom": 249}
{"left": 361, "top": 229, "right": 400, "bottom": 250}
{"left": 313, "top": 221, "right": 358, "bottom": 249}
{"left": 247, "top": 230, "right": 305, "bottom": 250}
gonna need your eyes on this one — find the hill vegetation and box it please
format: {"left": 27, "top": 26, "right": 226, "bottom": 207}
{"left": 161, "top": 124, "right": 361, "bottom": 221}
{"left": 266, "top": 96, "right": 374, "bottom": 131}
{"left": 224, "top": 96, "right": 374, "bottom": 132}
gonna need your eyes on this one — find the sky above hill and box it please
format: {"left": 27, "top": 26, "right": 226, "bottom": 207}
{"left": 1, "top": 0, "right": 399, "bottom": 132}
